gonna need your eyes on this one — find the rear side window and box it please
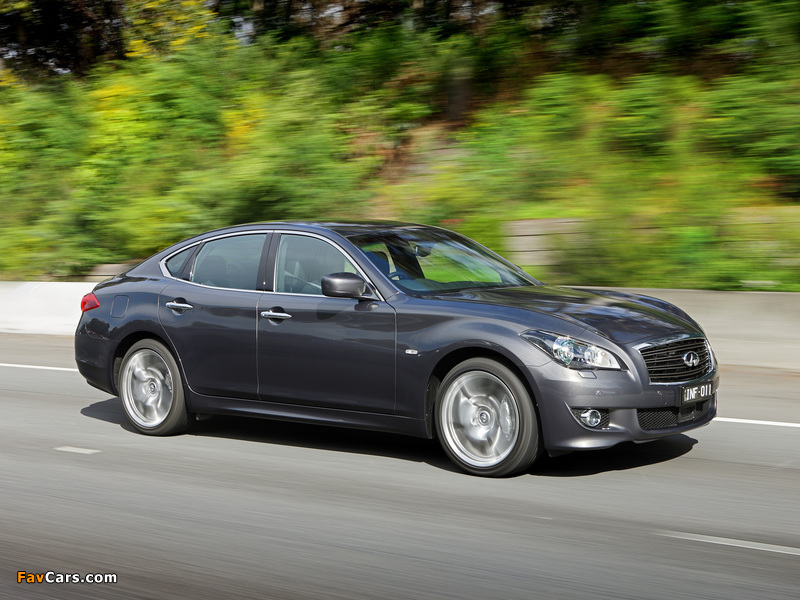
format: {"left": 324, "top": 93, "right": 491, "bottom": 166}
{"left": 190, "top": 234, "right": 268, "bottom": 291}
{"left": 164, "top": 246, "right": 196, "bottom": 279}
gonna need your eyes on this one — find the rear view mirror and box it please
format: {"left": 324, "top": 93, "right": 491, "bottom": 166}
{"left": 413, "top": 243, "right": 432, "bottom": 257}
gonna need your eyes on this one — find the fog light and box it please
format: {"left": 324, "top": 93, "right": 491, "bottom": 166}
{"left": 580, "top": 409, "right": 602, "bottom": 428}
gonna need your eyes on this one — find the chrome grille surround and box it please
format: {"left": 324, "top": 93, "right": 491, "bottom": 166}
{"left": 635, "top": 334, "right": 713, "bottom": 384}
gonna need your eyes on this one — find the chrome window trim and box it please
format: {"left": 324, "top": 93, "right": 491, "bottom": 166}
{"left": 269, "top": 230, "right": 386, "bottom": 302}
{"left": 158, "top": 231, "right": 271, "bottom": 294}
{"left": 158, "top": 228, "right": 386, "bottom": 300}
{"left": 159, "top": 241, "right": 201, "bottom": 279}
{"left": 161, "top": 279, "right": 265, "bottom": 295}
{"left": 633, "top": 333, "right": 715, "bottom": 386}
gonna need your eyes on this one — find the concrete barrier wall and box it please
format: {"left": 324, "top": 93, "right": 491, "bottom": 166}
{"left": 0, "top": 282, "right": 96, "bottom": 337}
{"left": 0, "top": 281, "right": 797, "bottom": 371}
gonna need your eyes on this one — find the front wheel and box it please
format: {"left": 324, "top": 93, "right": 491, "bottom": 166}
{"left": 435, "top": 358, "right": 541, "bottom": 477}
{"left": 119, "top": 339, "right": 189, "bottom": 435}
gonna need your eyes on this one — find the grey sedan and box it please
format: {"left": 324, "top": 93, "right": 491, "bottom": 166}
{"left": 76, "top": 221, "right": 718, "bottom": 476}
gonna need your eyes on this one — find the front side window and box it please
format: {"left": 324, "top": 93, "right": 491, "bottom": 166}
{"left": 190, "top": 234, "right": 268, "bottom": 290}
{"left": 347, "top": 228, "right": 536, "bottom": 295}
{"left": 275, "top": 234, "right": 357, "bottom": 295}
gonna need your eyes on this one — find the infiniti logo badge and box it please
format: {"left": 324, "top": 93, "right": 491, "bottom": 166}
{"left": 683, "top": 351, "right": 700, "bottom": 368}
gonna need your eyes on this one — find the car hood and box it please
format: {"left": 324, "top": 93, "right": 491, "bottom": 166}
{"left": 434, "top": 285, "right": 702, "bottom": 345}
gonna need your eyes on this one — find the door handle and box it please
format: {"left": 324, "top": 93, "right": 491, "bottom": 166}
{"left": 260, "top": 310, "right": 292, "bottom": 320}
{"left": 166, "top": 300, "right": 194, "bottom": 312}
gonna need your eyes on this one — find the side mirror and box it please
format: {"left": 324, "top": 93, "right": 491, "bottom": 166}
{"left": 321, "top": 272, "right": 370, "bottom": 299}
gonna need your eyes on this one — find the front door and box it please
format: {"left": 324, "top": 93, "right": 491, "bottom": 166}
{"left": 257, "top": 233, "right": 396, "bottom": 414}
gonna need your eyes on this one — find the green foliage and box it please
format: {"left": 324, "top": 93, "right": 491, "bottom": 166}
{"left": 525, "top": 74, "right": 587, "bottom": 139}
{"left": 2, "top": 2, "right": 800, "bottom": 290}
{"left": 1, "top": 23, "right": 510, "bottom": 278}
{"left": 700, "top": 75, "right": 800, "bottom": 195}
{"left": 391, "top": 70, "right": 800, "bottom": 291}
{"left": 0, "top": 37, "right": 383, "bottom": 277}
{"left": 605, "top": 75, "right": 673, "bottom": 153}
{"left": 124, "top": 0, "right": 214, "bottom": 57}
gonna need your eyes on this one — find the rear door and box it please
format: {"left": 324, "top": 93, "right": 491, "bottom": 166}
{"left": 159, "top": 232, "right": 270, "bottom": 399}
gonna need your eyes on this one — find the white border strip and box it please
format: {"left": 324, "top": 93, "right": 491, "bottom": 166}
{"left": 0, "top": 365, "right": 798, "bottom": 428}
{"left": 716, "top": 417, "right": 800, "bottom": 429}
{"left": 0, "top": 362, "right": 79, "bottom": 373}
{"left": 54, "top": 446, "right": 102, "bottom": 455}
{"left": 656, "top": 531, "right": 800, "bottom": 557}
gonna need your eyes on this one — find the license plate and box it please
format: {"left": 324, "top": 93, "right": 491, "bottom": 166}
{"left": 682, "top": 382, "right": 713, "bottom": 405}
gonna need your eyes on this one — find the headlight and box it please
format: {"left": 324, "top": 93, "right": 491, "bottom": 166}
{"left": 521, "top": 330, "right": 622, "bottom": 370}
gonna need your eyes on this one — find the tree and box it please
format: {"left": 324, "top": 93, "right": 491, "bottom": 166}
{"left": 0, "top": 0, "right": 125, "bottom": 75}
{"left": 124, "top": 0, "right": 215, "bottom": 57}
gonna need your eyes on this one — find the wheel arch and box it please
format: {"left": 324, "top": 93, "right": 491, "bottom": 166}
{"left": 424, "top": 346, "right": 541, "bottom": 439}
{"left": 112, "top": 331, "right": 181, "bottom": 395}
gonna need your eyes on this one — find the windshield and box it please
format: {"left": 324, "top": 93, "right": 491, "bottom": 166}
{"left": 346, "top": 228, "right": 538, "bottom": 295}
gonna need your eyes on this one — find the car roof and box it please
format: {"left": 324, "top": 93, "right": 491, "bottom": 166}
{"left": 189, "top": 220, "right": 429, "bottom": 236}
{"left": 138, "top": 220, "right": 442, "bottom": 269}
{"left": 262, "top": 220, "right": 430, "bottom": 234}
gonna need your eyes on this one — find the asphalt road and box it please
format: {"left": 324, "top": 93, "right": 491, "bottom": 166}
{"left": 1, "top": 334, "right": 798, "bottom": 600}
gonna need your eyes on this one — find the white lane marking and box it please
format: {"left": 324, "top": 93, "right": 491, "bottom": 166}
{"left": 716, "top": 417, "right": 800, "bottom": 429}
{"left": 1, "top": 363, "right": 799, "bottom": 428}
{"left": 54, "top": 446, "right": 102, "bottom": 455}
{"left": 0, "top": 362, "right": 79, "bottom": 373}
{"left": 656, "top": 531, "right": 800, "bottom": 557}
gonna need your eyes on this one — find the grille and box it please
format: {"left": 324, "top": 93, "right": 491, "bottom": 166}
{"left": 638, "top": 400, "right": 711, "bottom": 431}
{"left": 639, "top": 337, "right": 711, "bottom": 383}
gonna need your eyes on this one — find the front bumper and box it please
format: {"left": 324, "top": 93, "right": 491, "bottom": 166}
{"left": 526, "top": 359, "right": 719, "bottom": 454}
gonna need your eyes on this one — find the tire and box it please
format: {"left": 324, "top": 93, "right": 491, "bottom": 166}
{"left": 118, "top": 339, "right": 189, "bottom": 435}
{"left": 435, "top": 358, "right": 541, "bottom": 477}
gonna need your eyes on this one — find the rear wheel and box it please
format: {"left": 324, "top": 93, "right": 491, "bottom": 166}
{"left": 436, "top": 358, "right": 541, "bottom": 477}
{"left": 119, "top": 339, "right": 189, "bottom": 435}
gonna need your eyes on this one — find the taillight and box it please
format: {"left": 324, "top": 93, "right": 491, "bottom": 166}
{"left": 81, "top": 292, "right": 100, "bottom": 312}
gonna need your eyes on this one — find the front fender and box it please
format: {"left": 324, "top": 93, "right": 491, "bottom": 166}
{"left": 392, "top": 299, "right": 556, "bottom": 422}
